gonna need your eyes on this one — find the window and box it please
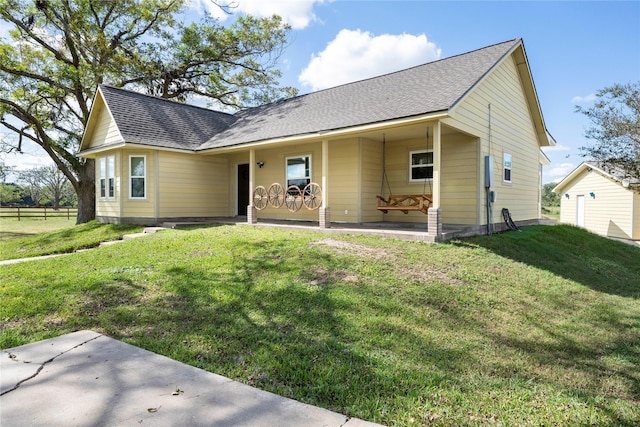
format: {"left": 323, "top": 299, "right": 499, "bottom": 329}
{"left": 503, "top": 153, "right": 512, "bottom": 183}
{"left": 130, "top": 155, "right": 146, "bottom": 198}
{"left": 99, "top": 155, "right": 115, "bottom": 199}
{"left": 410, "top": 150, "right": 433, "bottom": 182}
{"left": 286, "top": 155, "right": 311, "bottom": 188}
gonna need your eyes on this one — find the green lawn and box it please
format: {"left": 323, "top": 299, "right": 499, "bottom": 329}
{"left": 0, "top": 219, "right": 142, "bottom": 260}
{"left": 1, "top": 224, "right": 638, "bottom": 426}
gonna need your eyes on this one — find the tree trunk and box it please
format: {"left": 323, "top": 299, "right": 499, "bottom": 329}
{"left": 75, "top": 159, "right": 96, "bottom": 224}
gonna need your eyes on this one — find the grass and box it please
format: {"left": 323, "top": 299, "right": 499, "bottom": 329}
{"left": 1, "top": 223, "right": 638, "bottom": 426}
{"left": 0, "top": 219, "right": 142, "bottom": 260}
{"left": 541, "top": 205, "right": 560, "bottom": 221}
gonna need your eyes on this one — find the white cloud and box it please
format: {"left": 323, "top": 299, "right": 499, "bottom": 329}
{"left": 298, "top": 29, "right": 441, "bottom": 91}
{"left": 571, "top": 93, "right": 596, "bottom": 104}
{"left": 545, "top": 162, "right": 576, "bottom": 182}
{"left": 541, "top": 144, "right": 571, "bottom": 153}
{"left": 190, "top": 0, "right": 325, "bottom": 29}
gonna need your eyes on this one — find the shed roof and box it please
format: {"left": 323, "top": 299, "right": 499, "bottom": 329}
{"left": 553, "top": 161, "right": 640, "bottom": 193}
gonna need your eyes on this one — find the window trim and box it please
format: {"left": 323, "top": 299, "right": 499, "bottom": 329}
{"left": 285, "top": 154, "right": 312, "bottom": 189}
{"left": 503, "top": 152, "right": 513, "bottom": 184}
{"left": 409, "top": 149, "right": 434, "bottom": 183}
{"left": 129, "top": 155, "right": 147, "bottom": 199}
{"left": 99, "top": 155, "right": 115, "bottom": 200}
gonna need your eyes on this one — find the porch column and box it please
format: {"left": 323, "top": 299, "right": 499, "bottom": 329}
{"left": 428, "top": 121, "right": 442, "bottom": 240}
{"left": 319, "top": 139, "right": 331, "bottom": 228}
{"left": 247, "top": 149, "right": 257, "bottom": 224}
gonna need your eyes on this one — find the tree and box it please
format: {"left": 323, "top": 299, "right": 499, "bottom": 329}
{"left": 542, "top": 182, "right": 560, "bottom": 207}
{"left": 19, "top": 165, "right": 74, "bottom": 207}
{"left": 575, "top": 81, "right": 640, "bottom": 182}
{"left": 0, "top": 0, "right": 296, "bottom": 224}
{"left": 0, "top": 182, "right": 24, "bottom": 205}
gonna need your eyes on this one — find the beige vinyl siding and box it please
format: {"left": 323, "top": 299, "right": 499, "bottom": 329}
{"left": 327, "top": 138, "right": 360, "bottom": 222}
{"left": 379, "top": 137, "right": 432, "bottom": 224}
{"left": 441, "top": 134, "right": 478, "bottom": 224}
{"left": 121, "top": 150, "right": 155, "bottom": 218}
{"left": 559, "top": 169, "right": 635, "bottom": 239}
{"left": 85, "top": 101, "right": 123, "bottom": 149}
{"left": 157, "top": 152, "right": 229, "bottom": 217}
{"left": 452, "top": 53, "right": 541, "bottom": 223}
{"left": 248, "top": 143, "right": 323, "bottom": 222}
{"left": 360, "top": 138, "right": 384, "bottom": 223}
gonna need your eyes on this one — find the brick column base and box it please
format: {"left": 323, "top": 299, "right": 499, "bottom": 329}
{"left": 319, "top": 207, "right": 331, "bottom": 228}
{"left": 247, "top": 206, "right": 257, "bottom": 224}
{"left": 428, "top": 207, "right": 442, "bottom": 241}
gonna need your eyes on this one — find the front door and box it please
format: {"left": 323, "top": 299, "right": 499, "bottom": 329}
{"left": 237, "top": 164, "right": 249, "bottom": 216}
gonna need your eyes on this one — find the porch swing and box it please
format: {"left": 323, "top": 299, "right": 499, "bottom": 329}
{"left": 376, "top": 130, "right": 433, "bottom": 215}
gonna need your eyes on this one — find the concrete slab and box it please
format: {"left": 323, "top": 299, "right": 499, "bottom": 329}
{"left": 1, "top": 331, "right": 383, "bottom": 427}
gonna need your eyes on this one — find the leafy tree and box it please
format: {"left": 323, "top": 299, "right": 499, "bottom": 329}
{"left": 17, "top": 167, "right": 46, "bottom": 205}
{"left": 21, "top": 165, "right": 74, "bottom": 208}
{"left": 0, "top": 0, "right": 296, "bottom": 223}
{"left": 575, "top": 81, "right": 640, "bottom": 182}
{"left": 0, "top": 182, "right": 24, "bottom": 205}
{"left": 542, "top": 182, "right": 560, "bottom": 207}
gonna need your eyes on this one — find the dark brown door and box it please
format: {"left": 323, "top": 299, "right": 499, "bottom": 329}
{"left": 237, "top": 164, "right": 249, "bottom": 216}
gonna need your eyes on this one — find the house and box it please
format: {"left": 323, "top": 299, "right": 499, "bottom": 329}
{"left": 78, "top": 38, "right": 554, "bottom": 242}
{"left": 553, "top": 161, "right": 640, "bottom": 240}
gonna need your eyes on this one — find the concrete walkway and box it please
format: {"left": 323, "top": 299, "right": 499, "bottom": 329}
{"left": 1, "top": 331, "right": 382, "bottom": 426}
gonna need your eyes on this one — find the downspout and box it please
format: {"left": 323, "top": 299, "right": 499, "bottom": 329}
{"left": 486, "top": 104, "right": 493, "bottom": 235}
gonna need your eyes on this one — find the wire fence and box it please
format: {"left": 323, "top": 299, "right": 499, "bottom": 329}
{"left": 0, "top": 206, "right": 77, "bottom": 221}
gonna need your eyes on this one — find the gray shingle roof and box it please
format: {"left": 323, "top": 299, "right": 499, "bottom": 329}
{"left": 95, "top": 39, "right": 520, "bottom": 151}
{"left": 201, "top": 39, "right": 520, "bottom": 149}
{"left": 99, "top": 85, "right": 236, "bottom": 150}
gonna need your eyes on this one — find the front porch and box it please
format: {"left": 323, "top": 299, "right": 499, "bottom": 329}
{"left": 162, "top": 217, "right": 489, "bottom": 243}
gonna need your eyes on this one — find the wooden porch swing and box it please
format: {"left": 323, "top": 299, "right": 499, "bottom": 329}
{"left": 376, "top": 130, "right": 433, "bottom": 215}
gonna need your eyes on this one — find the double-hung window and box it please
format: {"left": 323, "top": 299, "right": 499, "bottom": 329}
{"left": 130, "top": 155, "right": 146, "bottom": 199}
{"left": 409, "top": 150, "right": 433, "bottom": 181}
{"left": 503, "top": 152, "right": 512, "bottom": 183}
{"left": 286, "top": 155, "right": 311, "bottom": 189}
{"left": 99, "top": 155, "right": 115, "bottom": 199}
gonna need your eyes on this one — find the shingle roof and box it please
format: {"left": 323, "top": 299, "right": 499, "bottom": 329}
{"left": 94, "top": 39, "right": 520, "bottom": 151}
{"left": 99, "top": 85, "right": 236, "bottom": 150}
{"left": 201, "top": 39, "right": 520, "bottom": 149}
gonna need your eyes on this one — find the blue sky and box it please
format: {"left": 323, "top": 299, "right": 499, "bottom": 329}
{"left": 2, "top": 0, "right": 639, "bottom": 184}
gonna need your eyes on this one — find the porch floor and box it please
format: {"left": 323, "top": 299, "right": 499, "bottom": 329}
{"left": 163, "top": 217, "right": 482, "bottom": 243}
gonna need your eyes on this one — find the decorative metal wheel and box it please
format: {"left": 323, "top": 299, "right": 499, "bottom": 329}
{"left": 302, "top": 182, "right": 322, "bottom": 210}
{"left": 253, "top": 186, "right": 268, "bottom": 210}
{"left": 267, "top": 183, "right": 285, "bottom": 208}
{"left": 285, "top": 185, "right": 303, "bottom": 212}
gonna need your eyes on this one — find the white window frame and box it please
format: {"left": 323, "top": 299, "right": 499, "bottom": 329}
{"left": 129, "top": 155, "right": 147, "bottom": 199}
{"left": 285, "top": 155, "right": 311, "bottom": 189}
{"left": 99, "top": 155, "right": 115, "bottom": 199}
{"left": 503, "top": 152, "right": 513, "bottom": 183}
{"left": 409, "top": 150, "right": 434, "bottom": 182}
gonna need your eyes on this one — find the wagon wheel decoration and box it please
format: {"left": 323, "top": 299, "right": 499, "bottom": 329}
{"left": 253, "top": 186, "right": 268, "bottom": 210}
{"left": 285, "top": 185, "right": 303, "bottom": 212}
{"left": 267, "top": 183, "right": 285, "bottom": 209}
{"left": 302, "top": 183, "right": 323, "bottom": 210}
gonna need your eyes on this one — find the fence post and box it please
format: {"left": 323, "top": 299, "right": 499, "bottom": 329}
{"left": 18, "top": 206, "right": 21, "bottom": 221}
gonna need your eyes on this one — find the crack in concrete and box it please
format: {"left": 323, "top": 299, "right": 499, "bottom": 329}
{"left": 1, "top": 334, "right": 102, "bottom": 396}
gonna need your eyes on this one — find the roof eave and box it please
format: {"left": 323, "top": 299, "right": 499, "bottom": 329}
{"left": 198, "top": 110, "right": 450, "bottom": 154}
